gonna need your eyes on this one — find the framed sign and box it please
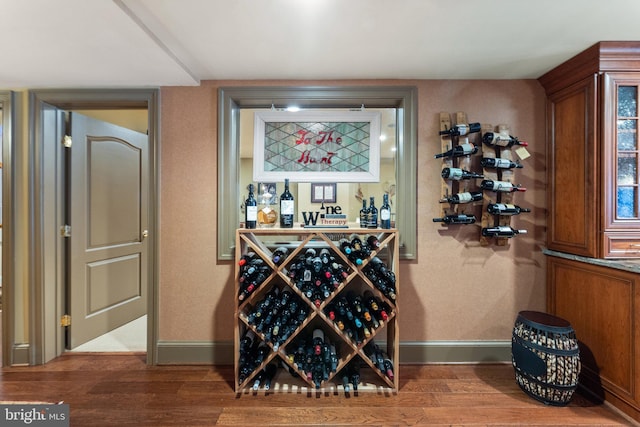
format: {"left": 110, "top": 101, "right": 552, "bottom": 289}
{"left": 311, "top": 183, "right": 337, "bottom": 203}
{"left": 253, "top": 110, "right": 381, "bottom": 182}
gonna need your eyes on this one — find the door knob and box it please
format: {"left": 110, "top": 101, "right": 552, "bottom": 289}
{"left": 142, "top": 230, "right": 149, "bottom": 239}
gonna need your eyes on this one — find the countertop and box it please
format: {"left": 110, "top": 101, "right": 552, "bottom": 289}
{"left": 543, "top": 248, "right": 640, "bottom": 274}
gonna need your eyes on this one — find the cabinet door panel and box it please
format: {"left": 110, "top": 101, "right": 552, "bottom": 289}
{"left": 547, "top": 256, "right": 639, "bottom": 408}
{"left": 547, "top": 76, "right": 598, "bottom": 257}
{"left": 604, "top": 73, "right": 640, "bottom": 234}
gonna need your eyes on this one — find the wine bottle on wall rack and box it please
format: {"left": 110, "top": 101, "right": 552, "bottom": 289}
{"left": 487, "top": 203, "right": 531, "bottom": 216}
{"left": 279, "top": 178, "right": 295, "bottom": 228}
{"left": 480, "top": 157, "right": 524, "bottom": 169}
{"left": 432, "top": 214, "right": 476, "bottom": 224}
{"left": 439, "top": 191, "right": 483, "bottom": 204}
{"left": 482, "top": 132, "right": 528, "bottom": 148}
{"left": 438, "top": 122, "right": 481, "bottom": 137}
{"left": 480, "top": 180, "right": 526, "bottom": 193}
{"left": 245, "top": 183, "right": 257, "bottom": 229}
{"left": 434, "top": 142, "right": 478, "bottom": 159}
{"left": 441, "top": 167, "right": 484, "bottom": 181}
{"left": 481, "top": 226, "right": 527, "bottom": 238}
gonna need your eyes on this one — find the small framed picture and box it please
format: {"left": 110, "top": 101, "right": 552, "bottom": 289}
{"left": 311, "top": 183, "right": 337, "bottom": 203}
{"left": 257, "top": 182, "right": 277, "bottom": 204}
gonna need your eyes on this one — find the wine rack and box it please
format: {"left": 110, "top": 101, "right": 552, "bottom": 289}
{"left": 479, "top": 123, "right": 530, "bottom": 246}
{"left": 234, "top": 227, "right": 399, "bottom": 394}
{"left": 436, "top": 111, "right": 530, "bottom": 243}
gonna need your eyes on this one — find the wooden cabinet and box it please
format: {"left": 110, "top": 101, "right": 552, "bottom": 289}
{"left": 547, "top": 255, "right": 640, "bottom": 423}
{"left": 539, "top": 42, "right": 640, "bottom": 258}
{"left": 234, "top": 228, "right": 399, "bottom": 393}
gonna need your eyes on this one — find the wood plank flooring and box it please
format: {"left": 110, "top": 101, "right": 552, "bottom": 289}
{"left": 0, "top": 353, "right": 636, "bottom": 426}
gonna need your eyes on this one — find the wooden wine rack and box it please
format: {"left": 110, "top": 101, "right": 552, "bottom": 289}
{"left": 234, "top": 227, "right": 400, "bottom": 394}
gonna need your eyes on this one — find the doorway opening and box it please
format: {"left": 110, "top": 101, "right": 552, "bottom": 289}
{"left": 28, "top": 89, "right": 158, "bottom": 365}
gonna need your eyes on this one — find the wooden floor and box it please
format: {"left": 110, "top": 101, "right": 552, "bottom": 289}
{"left": 0, "top": 353, "right": 635, "bottom": 426}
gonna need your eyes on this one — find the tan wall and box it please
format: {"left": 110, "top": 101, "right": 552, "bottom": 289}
{"left": 159, "top": 79, "right": 547, "bottom": 343}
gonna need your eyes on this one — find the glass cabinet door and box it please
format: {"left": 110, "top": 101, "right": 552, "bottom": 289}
{"left": 616, "top": 84, "right": 639, "bottom": 220}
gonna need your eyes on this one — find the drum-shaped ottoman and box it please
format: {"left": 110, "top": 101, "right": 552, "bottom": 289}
{"left": 511, "top": 310, "right": 581, "bottom": 405}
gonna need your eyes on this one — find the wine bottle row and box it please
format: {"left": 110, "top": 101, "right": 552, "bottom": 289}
{"left": 235, "top": 229, "right": 399, "bottom": 393}
{"left": 324, "top": 290, "right": 391, "bottom": 345}
{"left": 244, "top": 179, "right": 295, "bottom": 229}
{"left": 359, "top": 194, "right": 392, "bottom": 229}
{"left": 434, "top": 131, "right": 527, "bottom": 159}
{"left": 240, "top": 326, "right": 393, "bottom": 393}
{"left": 245, "top": 286, "right": 310, "bottom": 350}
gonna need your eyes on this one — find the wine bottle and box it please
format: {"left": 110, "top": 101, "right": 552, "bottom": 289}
{"left": 341, "top": 369, "right": 351, "bottom": 393}
{"left": 487, "top": 203, "right": 531, "bottom": 216}
{"left": 263, "top": 363, "right": 278, "bottom": 390}
{"left": 482, "top": 132, "right": 528, "bottom": 148}
{"left": 441, "top": 167, "right": 484, "bottom": 181}
{"left": 438, "top": 122, "right": 481, "bottom": 137}
{"left": 279, "top": 178, "right": 295, "bottom": 228}
{"left": 312, "top": 329, "right": 324, "bottom": 356}
{"left": 383, "top": 357, "right": 395, "bottom": 380}
{"left": 348, "top": 360, "right": 360, "bottom": 391}
{"left": 432, "top": 214, "right": 476, "bottom": 224}
{"left": 367, "top": 197, "right": 378, "bottom": 229}
{"left": 434, "top": 142, "right": 478, "bottom": 159}
{"left": 271, "top": 246, "right": 289, "bottom": 265}
{"left": 359, "top": 199, "right": 369, "bottom": 228}
{"left": 245, "top": 183, "right": 257, "bottom": 229}
{"left": 380, "top": 193, "right": 391, "bottom": 229}
{"left": 480, "top": 157, "right": 524, "bottom": 169}
{"left": 481, "top": 226, "right": 527, "bottom": 238}
{"left": 238, "top": 251, "right": 257, "bottom": 267}
{"left": 480, "top": 180, "right": 526, "bottom": 193}
{"left": 366, "top": 234, "right": 380, "bottom": 250}
{"left": 439, "top": 191, "right": 483, "bottom": 204}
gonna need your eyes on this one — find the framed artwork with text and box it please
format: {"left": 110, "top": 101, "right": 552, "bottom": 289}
{"left": 253, "top": 110, "right": 381, "bottom": 182}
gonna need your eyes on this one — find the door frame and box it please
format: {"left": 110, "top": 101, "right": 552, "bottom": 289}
{"left": 1, "top": 91, "right": 16, "bottom": 367}
{"left": 28, "top": 89, "right": 159, "bottom": 365}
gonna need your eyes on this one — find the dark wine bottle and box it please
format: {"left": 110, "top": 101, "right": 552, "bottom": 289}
{"left": 480, "top": 180, "right": 526, "bottom": 193}
{"left": 366, "top": 234, "right": 380, "bottom": 250}
{"left": 238, "top": 251, "right": 257, "bottom": 267}
{"left": 383, "top": 357, "right": 395, "bottom": 380}
{"left": 245, "top": 183, "right": 257, "bottom": 229}
{"left": 438, "top": 122, "right": 481, "bottom": 137}
{"left": 481, "top": 226, "right": 527, "bottom": 238}
{"left": 480, "top": 157, "right": 524, "bottom": 169}
{"left": 439, "top": 191, "right": 483, "bottom": 204}
{"left": 441, "top": 167, "right": 484, "bottom": 181}
{"left": 359, "top": 199, "right": 369, "bottom": 228}
{"left": 367, "top": 197, "right": 378, "bottom": 229}
{"left": 279, "top": 178, "right": 295, "bottom": 228}
{"left": 271, "top": 246, "right": 289, "bottom": 265}
{"left": 482, "top": 132, "right": 528, "bottom": 148}
{"left": 487, "top": 203, "right": 531, "bottom": 216}
{"left": 432, "top": 214, "right": 476, "bottom": 224}
{"left": 263, "top": 363, "right": 278, "bottom": 390}
{"left": 379, "top": 193, "right": 391, "bottom": 229}
{"left": 434, "top": 142, "right": 478, "bottom": 159}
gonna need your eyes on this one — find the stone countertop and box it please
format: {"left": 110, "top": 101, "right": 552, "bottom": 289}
{"left": 543, "top": 248, "right": 640, "bottom": 274}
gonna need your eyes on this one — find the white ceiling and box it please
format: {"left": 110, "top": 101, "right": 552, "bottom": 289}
{"left": 3, "top": 0, "right": 640, "bottom": 88}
